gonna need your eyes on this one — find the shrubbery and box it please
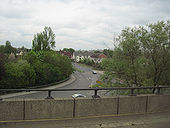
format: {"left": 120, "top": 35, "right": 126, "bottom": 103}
{"left": 3, "top": 60, "right": 36, "bottom": 88}
{"left": 0, "top": 51, "right": 73, "bottom": 89}
{"left": 79, "top": 58, "right": 95, "bottom": 66}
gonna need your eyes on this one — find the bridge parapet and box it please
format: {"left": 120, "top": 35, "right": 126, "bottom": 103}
{"left": 0, "top": 94, "right": 170, "bottom": 121}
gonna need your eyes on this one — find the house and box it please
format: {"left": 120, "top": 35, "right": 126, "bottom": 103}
{"left": 56, "top": 50, "right": 73, "bottom": 59}
{"left": 73, "top": 51, "right": 107, "bottom": 63}
{"left": 16, "top": 51, "right": 23, "bottom": 56}
{"left": 16, "top": 47, "right": 31, "bottom": 57}
{"left": 90, "top": 53, "right": 107, "bottom": 63}
{"left": 72, "top": 51, "right": 93, "bottom": 62}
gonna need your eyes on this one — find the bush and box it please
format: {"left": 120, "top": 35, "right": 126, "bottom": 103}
{"left": 0, "top": 50, "right": 73, "bottom": 89}
{"left": 25, "top": 51, "right": 73, "bottom": 86}
{"left": 3, "top": 60, "right": 36, "bottom": 88}
{"left": 0, "top": 53, "right": 7, "bottom": 80}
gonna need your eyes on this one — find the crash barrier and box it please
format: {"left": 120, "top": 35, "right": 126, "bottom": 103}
{"left": 0, "top": 87, "right": 170, "bottom": 121}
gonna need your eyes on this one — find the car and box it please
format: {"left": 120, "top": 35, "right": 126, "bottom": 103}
{"left": 92, "top": 71, "right": 97, "bottom": 74}
{"left": 71, "top": 94, "right": 86, "bottom": 98}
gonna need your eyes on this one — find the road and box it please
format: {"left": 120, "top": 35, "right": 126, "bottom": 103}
{"left": 5, "top": 63, "right": 101, "bottom": 99}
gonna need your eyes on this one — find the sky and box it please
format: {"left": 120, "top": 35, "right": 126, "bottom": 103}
{"left": 0, "top": 0, "right": 169, "bottom": 50}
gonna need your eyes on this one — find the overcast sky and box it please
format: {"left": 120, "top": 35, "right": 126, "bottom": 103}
{"left": 0, "top": 0, "right": 169, "bottom": 50}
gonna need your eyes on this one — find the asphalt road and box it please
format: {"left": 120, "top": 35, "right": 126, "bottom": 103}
{"left": 5, "top": 63, "right": 101, "bottom": 99}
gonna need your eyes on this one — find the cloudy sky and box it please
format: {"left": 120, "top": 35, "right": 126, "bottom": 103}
{"left": 0, "top": 0, "right": 169, "bottom": 50}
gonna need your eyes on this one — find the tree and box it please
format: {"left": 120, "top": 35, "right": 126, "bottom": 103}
{"left": 140, "top": 21, "right": 170, "bottom": 92}
{"left": 101, "top": 20, "right": 170, "bottom": 91}
{"left": 0, "top": 41, "right": 17, "bottom": 54}
{"left": 63, "top": 48, "right": 75, "bottom": 54}
{"left": 5, "top": 41, "right": 17, "bottom": 54}
{"left": 32, "top": 27, "right": 55, "bottom": 51}
{"left": 0, "top": 45, "right": 5, "bottom": 53}
{"left": 23, "top": 50, "right": 37, "bottom": 64}
{"left": 80, "top": 58, "right": 95, "bottom": 66}
{"left": 0, "top": 53, "right": 7, "bottom": 80}
{"left": 4, "top": 60, "right": 36, "bottom": 88}
{"left": 24, "top": 51, "right": 73, "bottom": 85}
{"left": 103, "top": 49, "right": 114, "bottom": 58}
{"left": 94, "top": 50, "right": 102, "bottom": 54}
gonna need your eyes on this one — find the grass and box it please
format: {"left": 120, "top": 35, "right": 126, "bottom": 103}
{"left": 75, "top": 68, "right": 85, "bottom": 73}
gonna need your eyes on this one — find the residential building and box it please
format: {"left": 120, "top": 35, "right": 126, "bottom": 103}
{"left": 73, "top": 51, "right": 107, "bottom": 63}
{"left": 57, "top": 50, "right": 73, "bottom": 59}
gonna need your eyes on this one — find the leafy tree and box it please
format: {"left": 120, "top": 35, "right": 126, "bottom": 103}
{"left": 80, "top": 58, "right": 95, "bottom": 66}
{"left": 32, "top": 27, "right": 55, "bottom": 51}
{"left": 0, "top": 45, "right": 5, "bottom": 53}
{"left": 32, "top": 60, "right": 52, "bottom": 85}
{"left": 0, "top": 53, "right": 7, "bottom": 80}
{"left": 23, "top": 50, "right": 37, "bottom": 64}
{"left": 32, "top": 51, "right": 60, "bottom": 84}
{"left": 56, "top": 55, "right": 73, "bottom": 79}
{"left": 63, "top": 48, "right": 75, "bottom": 54}
{"left": 140, "top": 21, "right": 170, "bottom": 87}
{"left": 103, "top": 49, "right": 114, "bottom": 58}
{"left": 24, "top": 51, "right": 73, "bottom": 85}
{"left": 4, "top": 60, "right": 36, "bottom": 88}
{"left": 94, "top": 50, "right": 102, "bottom": 54}
{"left": 5, "top": 41, "right": 13, "bottom": 54}
{"left": 0, "top": 41, "right": 17, "bottom": 54}
{"left": 101, "top": 20, "right": 170, "bottom": 92}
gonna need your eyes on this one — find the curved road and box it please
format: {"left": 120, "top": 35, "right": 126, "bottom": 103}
{"left": 6, "top": 63, "right": 100, "bottom": 99}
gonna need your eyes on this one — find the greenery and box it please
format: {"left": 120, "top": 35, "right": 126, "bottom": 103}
{"left": 32, "top": 26, "right": 55, "bottom": 51}
{"left": 63, "top": 48, "right": 75, "bottom": 54}
{"left": 79, "top": 58, "right": 95, "bottom": 66}
{"left": 103, "top": 49, "right": 114, "bottom": 58}
{"left": 100, "top": 20, "right": 170, "bottom": 94}
{"left": 0, "top": 53, "right": 7, "bottom": 81}
{"left": 0, "top": 50, "right": 73, "bottom": 89}
{"left": 2, "top": 60, "right": 36, "bottom": 88}
{"left": 0, "top": 41, "right": 17, "bottom": 55}
{"left": 0, "top": 27, "right": 73, "bottom": 89}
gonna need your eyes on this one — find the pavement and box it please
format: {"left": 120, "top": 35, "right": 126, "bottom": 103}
{"left": 0, "top": 112, "right": 170, "bottom": 128}
{"left": 0, "top": 74, "right": 76, "bottom": 99}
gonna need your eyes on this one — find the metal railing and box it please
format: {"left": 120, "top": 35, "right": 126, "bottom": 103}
{"left": 0, "top": 86, "right": 170, "bottom": 100}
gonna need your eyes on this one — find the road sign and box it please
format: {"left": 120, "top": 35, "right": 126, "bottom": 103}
{"left": 96, "top": 80, "right": 102, "bottom": 84}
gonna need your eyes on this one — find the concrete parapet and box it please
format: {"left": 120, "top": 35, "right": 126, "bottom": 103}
{"left": 118, "top": 95, "right": 147, "bottom": 114}
{"left": 0, "top": 100, "right": 24, "bottom": 121}
{"left": 147, "top": 94, "right": 170, "bottom": 113}
{"left": 74, "top": 97, "right": 118, "bottom": 117}
{"left": 1, "top": 95, "right": 170, "bottom": 121}
{"left": 25, "top": 98, "right": 74, "bottom": 120}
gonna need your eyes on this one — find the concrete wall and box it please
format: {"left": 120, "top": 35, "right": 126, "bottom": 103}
{"left": 0, "top": 100, "right": 24, "bottom": 121}
{"left": 147, "top": 95, "right": 170, "bottom": 113}
{"left": 0, "top": 94, "right": 170, "bottom": 121}
{"left": 25, "top": 98, "right": 74, "bottom": 120}
{"left": 0, "top": 98, "right": 74, "bottom": 121}
{"left": 118, "top": 95, "right": 147, "bottom": 114}
{"left": 75, "top": 97, "right": 118, "bottom": 117}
